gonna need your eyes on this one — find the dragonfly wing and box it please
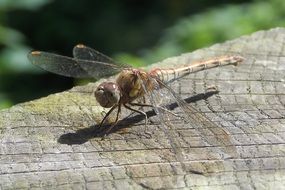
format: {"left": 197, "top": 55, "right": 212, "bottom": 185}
{"left": 73, "top": 44, "right": 128, "bottom": 68}
{"left": 28, "top": 51, "right": 91, "bottom": 78}
{"left": 28, "top": 51, "right": 124, "bottom": 79}
{"left": 73, "top": 44, "right": 116, "bottom": 63}
{"left": 158, "top": 80, "right": 238, "bottom": 159}
{"left": 137, "top": 75, "right": 194, "bottom": 173}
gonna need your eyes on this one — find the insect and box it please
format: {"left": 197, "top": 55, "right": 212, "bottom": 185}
{"left": 28, "top": 44, "right": 243, "bottom": 168}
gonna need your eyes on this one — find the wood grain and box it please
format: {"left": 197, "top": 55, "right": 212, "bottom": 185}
{"left": 1, "top": 28, "right": 285, "bottom": 189}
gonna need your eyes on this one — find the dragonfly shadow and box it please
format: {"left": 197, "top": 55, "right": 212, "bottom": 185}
{"left": 58, "top": 90, "right": 218, "bottom": 145}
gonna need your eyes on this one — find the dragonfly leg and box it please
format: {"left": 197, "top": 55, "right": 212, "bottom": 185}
{"left": 129, "top": 102, "right": 152, "bottom": 107}
{"left": 129, "top": 101, "right": 152, "bottom": 114}
{"left": 99, "top": 104, "right": 118, "bottom": 128}
{"left": 124, "top": 104, "right": 152, "bottom": 138}
{"left": 101, "top": 104, "right": 121, "bottom": 139}
{"left": 124, "top": 104, "right": 148, "bottom": 126}
{"left": 129, "top": 102, "right": 181, "bottom": 119}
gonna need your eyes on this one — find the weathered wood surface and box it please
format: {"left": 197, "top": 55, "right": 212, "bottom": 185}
{"left": 1, "top": 28, "right": 285, "bottom": 189}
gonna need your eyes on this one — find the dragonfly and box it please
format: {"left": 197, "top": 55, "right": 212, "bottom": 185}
{"left": 28, "top": 44, "right": 243, "bottom": 170}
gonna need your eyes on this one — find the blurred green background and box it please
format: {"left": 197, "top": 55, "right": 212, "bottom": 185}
{"left": 0, "top": 0, "right": 284, "bottom": 109}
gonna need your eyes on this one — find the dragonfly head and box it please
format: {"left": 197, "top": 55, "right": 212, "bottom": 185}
{"left": 95, "top": 82, "right": 120, "bottom": 108}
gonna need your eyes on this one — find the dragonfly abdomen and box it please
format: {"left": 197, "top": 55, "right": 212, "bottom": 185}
{"left": 150, "top": 55, "right": 244, "bottom": 84}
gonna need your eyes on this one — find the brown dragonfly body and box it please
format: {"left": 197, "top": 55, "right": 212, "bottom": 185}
{"left": 93, "top": 55, "right": 243, "bottom": 135}
{"left": 117, "top": 55, "right": 243, "bottom": 105}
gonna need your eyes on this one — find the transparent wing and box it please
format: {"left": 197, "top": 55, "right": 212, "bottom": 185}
{"left": 138, "top": 75, "right": 189, "bottom": 173}
{"left": 28, "top": 50, "right": 127, "bottom": 79}
{"left": 157, "top": 79, "right": 238, "bottom": 159}
{"left": 73, "top": 44, "right": 117, "bottom": 64}
{"left": 138, "top": 74, "right": 237, "bottom": 173}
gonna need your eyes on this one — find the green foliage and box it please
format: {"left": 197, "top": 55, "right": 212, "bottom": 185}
{"left": 0, "top": 0, "right": 285, "bottom": 109}
{"left": 0, "top": 0, "right": 51, "bottom": 108}
{"left": 0, "top": 0, "right": 51, "bottom": 11}
{"left": 135, "top": 0, "right": 285, "bottom": 64}
{"left": 114, "top": 53, "right": 146, "bottom": 68}
{"left": 0, "top": 94, "right": 12, "bottom": 109}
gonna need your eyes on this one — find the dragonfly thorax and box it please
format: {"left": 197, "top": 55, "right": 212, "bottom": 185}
{"left": 95, "top": 82, "right": 120, "bottom": 108}
{"left": 116, "top": 69, "right": 154, "bottom": 104}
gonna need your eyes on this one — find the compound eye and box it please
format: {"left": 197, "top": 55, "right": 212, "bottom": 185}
{"left": 95, "top": 82, "right": 120, "bottom": 108}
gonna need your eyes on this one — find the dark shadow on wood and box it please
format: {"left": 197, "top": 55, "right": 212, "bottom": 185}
{"left": 58, "top": 90, "right": 218, "bottom": 145}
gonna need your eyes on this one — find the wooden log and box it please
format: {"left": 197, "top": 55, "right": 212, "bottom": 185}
{"left": 1, "top": 28, "right": 285, "bottom": 189}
